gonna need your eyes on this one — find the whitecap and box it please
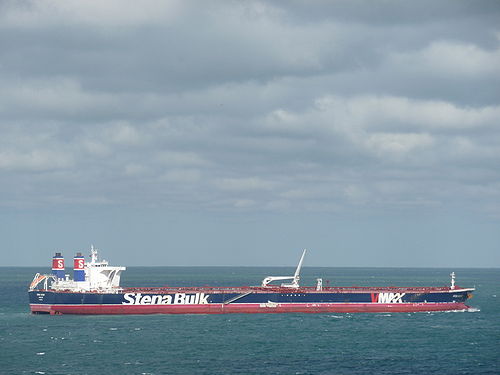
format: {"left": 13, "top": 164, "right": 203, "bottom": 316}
{"left": 36, "top": 352, "right": 45, "bottom": 356}
{"left": 440, "top": 308, "right": 478, "bottom": 313}
{"left": 109, "top": 327, "right": 118, "bottom": 330}
{"left": 466, "top": 307, "right": 481, "bottom": 313}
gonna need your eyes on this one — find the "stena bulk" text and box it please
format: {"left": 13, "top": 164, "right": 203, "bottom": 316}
{"left": 122, "top": 293, "right": 209, "bottom": 305}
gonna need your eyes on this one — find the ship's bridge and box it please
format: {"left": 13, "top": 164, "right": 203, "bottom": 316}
{"left": 44, "top": 246, "right": 126, "bottom": 293}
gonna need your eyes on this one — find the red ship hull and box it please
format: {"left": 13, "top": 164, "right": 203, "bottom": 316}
{"left": 30, "top": 302, "right": 470, "bottom": 315}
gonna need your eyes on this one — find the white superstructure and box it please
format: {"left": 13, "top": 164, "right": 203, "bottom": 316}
{"left": 29, "top": 246, "right": 126, "bottom": 293}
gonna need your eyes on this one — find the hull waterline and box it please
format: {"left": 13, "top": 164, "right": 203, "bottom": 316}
{"left": 30, "top": 302, "right": 471, "bottom": 315}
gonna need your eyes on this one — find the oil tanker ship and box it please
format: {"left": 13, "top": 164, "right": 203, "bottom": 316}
{"left": 28, "top": 247, "right": 474, "bottom": 315}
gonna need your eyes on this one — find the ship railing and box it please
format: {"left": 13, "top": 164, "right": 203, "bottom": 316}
{"left": 119, "top": 285, "right": 456, "bottom": 294}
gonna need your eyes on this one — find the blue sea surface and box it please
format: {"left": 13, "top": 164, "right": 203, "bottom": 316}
{"left": 0, "top": 267, "right": 498, "bottom": 374}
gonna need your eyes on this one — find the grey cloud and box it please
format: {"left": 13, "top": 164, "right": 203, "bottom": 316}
{"left": 0, "top": 0, "right": 499, "bottom": 219}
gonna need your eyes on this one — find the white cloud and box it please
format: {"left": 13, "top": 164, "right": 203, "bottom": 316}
{"left": 233, "top": 199, "right": 256, "bottom": 208}
{"left": 1, "top": 0, "right": 182, "bottom": 28}
{"left": 214, "top": 177, "right": 276, "bottom": 192}
{"left": 0, "top": 149, "right": 74, "bottom": 171}
{"left": 364, "top": 132, "right": 434, "bottom": 155}
{"left": 261, "top": 95, "right": 499, "bottom": 166}
{"left": 390, "top": 41, "right": 500, "bottom": 78}
{"left": 81, "top": 139, "right": 111, "bottom": 157}
{"left": 343, "top": 185, "right": 369, "bottom": 203}
{"left": 314, "top": 95, "right": 500, "bottom": 132}
{"left": 265, "top": 199, "right": 291, "bottom": 210}
{"left": 155, "top": 151, "right": 210, "bottom": 167}
{"left": 104, "top": 123, "right": 146, "bottom": 146}
{"left": 124, "top": 163, "right": 151, "bottom": 176}
{"left": 161, "top": 169, "right": 201, "bottom": 183}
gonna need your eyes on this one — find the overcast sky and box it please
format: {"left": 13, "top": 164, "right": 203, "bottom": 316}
{"left": 1, "top": 0, "right": 499, "bottom": 268}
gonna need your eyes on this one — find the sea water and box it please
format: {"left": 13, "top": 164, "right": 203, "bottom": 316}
{"left": 0, "top": 267, "right": 498, "bottom": 374}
